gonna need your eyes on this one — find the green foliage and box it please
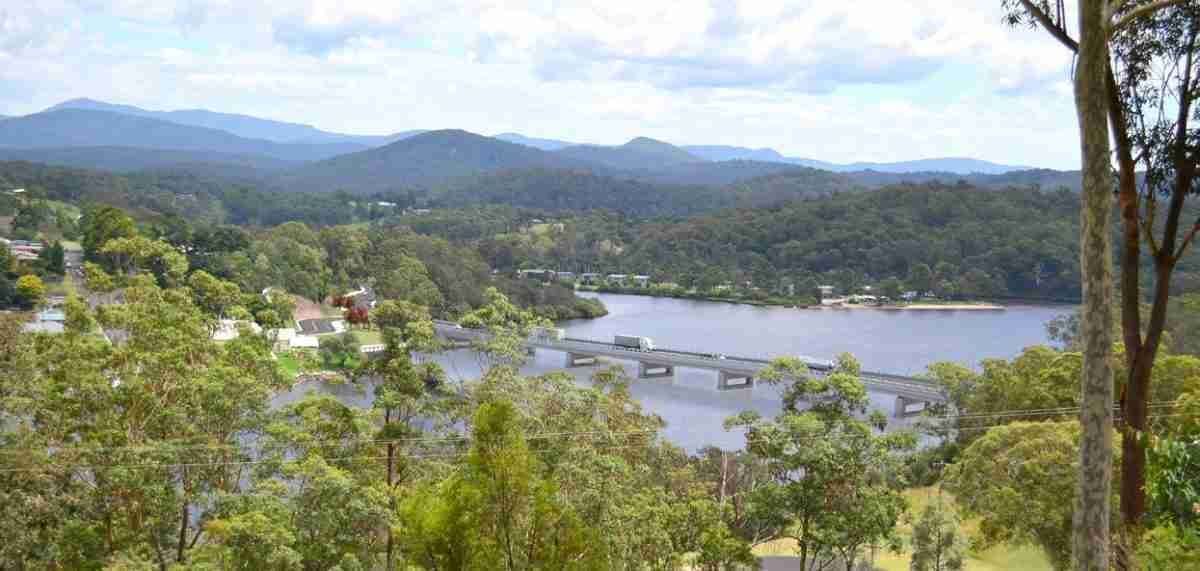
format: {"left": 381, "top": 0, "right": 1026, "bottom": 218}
{"left": 727, "top": 353, "right": 915, "bottom": 570}
{"left": 1146, "top": 436, "right": 1200, "bottom": 528}
{"left": 319, "top": 332, "right": 361, "bottom": 372}
{"left": 908, "top": 496, "right": 967, "bottom": 571}
{"left": 0, "top": 275, "right": 286, "bottom": 568}
{"left": 459, "top": 287, "right": 549, "bottom": 368}
{"left": 1135, "top": 523, "right": 1200, "bottom": 571}
{"left": 945, "top": 422, "right": 1116, "bottom": 571}
{"left": 36, "top": 240, "right": 65, "bottom": 275}
{"left": 80, "top": 204, "right": 136, "bottom": 267}
{"left": 13, "top": 274, "right": 46, "bottom": 308}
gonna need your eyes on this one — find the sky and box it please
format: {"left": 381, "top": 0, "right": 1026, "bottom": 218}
{"left": 0, "top": 0, "right": 1082, "bottom": 169}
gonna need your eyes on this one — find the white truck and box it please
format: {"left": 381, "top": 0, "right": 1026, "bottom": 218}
{"left": 614, "top": 334, "right": 654, "bottom": 351}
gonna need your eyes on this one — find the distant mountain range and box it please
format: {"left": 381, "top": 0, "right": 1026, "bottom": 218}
{"left": 0, "top": 109, "right": 365, "bottom": 162}
{"left": 0, "top": 146, "right": 292, "bottom": 173}
{"left": 46, "top": 98, "right": 421, "bottom": 146}
{"left": 682, "top": 145, "right": 1030, "bottom": 175}
{"left": 0, "top": 98, "right": 1065, "bottom": 195}
{"left": 493, "top": 133, "right": 573, "bottom": 151}
{"left": 279, "top": 129, "right": 600, "bottom": 192}
{"left": 556, "top": 137, "right": 700, "bottom": 170}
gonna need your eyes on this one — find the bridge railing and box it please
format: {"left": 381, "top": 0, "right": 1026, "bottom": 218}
{"left": 433, "top": 322, "right": 944, "bottom": 398}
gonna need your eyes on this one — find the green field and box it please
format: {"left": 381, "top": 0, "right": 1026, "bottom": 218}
{"left": 351, "top": 329, "right": 383, "bottom": 345}
{"left": 276, "top": 352, "right": 304, "bottom": 379}
{"left": 753, "top": 487, "right": 1052, "bottom": 570}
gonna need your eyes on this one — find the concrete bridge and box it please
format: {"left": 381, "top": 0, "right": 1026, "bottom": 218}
{"left": 432, "top": 321, "right": 945, "bottom": 418}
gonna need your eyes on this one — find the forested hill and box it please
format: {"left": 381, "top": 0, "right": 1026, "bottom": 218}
{"left": 403, "top": 183, "right": 1190, "bottom": 302}
{"left": 278, "top": 130, "right": 601, "bottom": 192}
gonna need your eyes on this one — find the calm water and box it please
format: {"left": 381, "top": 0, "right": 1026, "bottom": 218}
{"left": 565, "top": 293, "right": 1070, "bottom": 375}
{"left": 278, "top": 294, "right": 1070, "bottom": 452}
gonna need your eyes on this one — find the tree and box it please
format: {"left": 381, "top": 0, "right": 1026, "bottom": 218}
{"left": 318, "top": 332, "right": 360, "bottom": 373}
{"left": 907, "top": 263, "right": 934, "bottom": 294}
{"left": 187, "top": 270, "right": 242, "bottom": 320}
{"left": 727, "top": 353, "right": 915, "bottom": 570}
{"left": 14, "top": 274, "right": 45, "bottom": 308}
{"left": 37, "top": 240, "right": 65, "bottom": 276}
{"left": 101, "top": 235, "right": 189, "bottom": 285}
{"left": 0, "top": 279, "right": 285, "bottom": 568}
{"left": 374, "top": 255, "right": 443, "bottom": 310}
{"left": 909, "top": 496, "right": 967, "bottom": 571}
{"left": 459, "top": 287, "right": 549, "bottom": 369}
{"left": 80, "top": 204, "right": 136, "bottom": 267}
{"left": 399, "top": 400, "right": 604, "bottom": 569}
{"left": 1003, "top": 0, "right": 1200, "bottom": 537}
{"left": 878, "top": 277, "right": 904, "bottom": 301}
{"left": 1000, "top": 2, "right": 1116, "bottom": 565}
{"left": 946, "top": 421, "right": 1120, "bottom": 571}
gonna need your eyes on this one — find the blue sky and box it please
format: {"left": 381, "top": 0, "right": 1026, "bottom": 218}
{"left": 0, "top": 1, "right": 1081, "bottom": 168}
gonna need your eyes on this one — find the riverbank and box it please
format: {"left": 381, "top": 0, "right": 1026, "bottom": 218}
{"left": 575, "top": 285, "right": 816, "bottom": 308}
{"left": 826, "top": 302, "right": 1006, "bottom": 311}
{"left": 575, "top": 286, "right": 1008, "bottom": 311}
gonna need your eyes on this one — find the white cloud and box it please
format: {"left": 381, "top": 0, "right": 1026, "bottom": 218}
{"left": 0, "top": 0, "right": 1084, "bottom": 169}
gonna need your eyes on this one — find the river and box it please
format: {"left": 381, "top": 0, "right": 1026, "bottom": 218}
{"left": 279, "top": 294, "right": 1071, "bottom": 452}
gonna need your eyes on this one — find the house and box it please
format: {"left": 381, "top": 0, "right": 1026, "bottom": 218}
{"left": 375, "top": 201, "right": 396, "bottom": 207}
{"left": 632, "top": 275, "right": 650, "bottom": 287}
{"left": 817, "top": 285, "right": 836, "bottom": 298}
{"left": 580, "top": 272, "right": 601, "bottom": 284}
{"left": 22, "top": 308, "right": 66, "bottom": 335}
{"left": 289, "top": 334, "right": 320, "bottom": 350}
{"left": 297, "top": 318, "right": 344, "bottom": 335}
{"left": 606, "top": 274, "right": 628, "bottom": 286}
{"left": 555, "top": 271, "right": 576, "bottom": 281}
{"left": 517, "top": 269, "right": 552, "bottom": 281}
{"left": 5, "top": 239, "right": 44, "bottom": 261}
{"left": 9, "top": 188, "right": 24, "bottom": 194}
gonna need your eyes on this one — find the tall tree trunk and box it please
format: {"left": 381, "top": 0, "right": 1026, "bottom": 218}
{"left": 1073, "top": 1, "right": 1116, "bottom": 569}
{"left": 1120, "top": 25, "right": 1197, "bottom": 532}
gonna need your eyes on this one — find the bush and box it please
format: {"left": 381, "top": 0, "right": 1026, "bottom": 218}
{"left": 1137, "top": 524, "right": 1200, "bottom": 570}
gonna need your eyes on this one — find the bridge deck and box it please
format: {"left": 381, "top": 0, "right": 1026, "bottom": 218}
{"left": 432, "top": 322, "right": 945, "bottom": 402}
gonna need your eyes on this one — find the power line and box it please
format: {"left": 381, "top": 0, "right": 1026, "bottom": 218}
{"left": 0, "top": 427, "right": 658, "bottom": 457}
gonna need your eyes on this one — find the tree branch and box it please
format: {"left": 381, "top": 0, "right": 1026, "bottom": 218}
{"left": 1020, "top": 0, "right": 1079, "bottom": 51}
{"left": 1110, "top": 0, "right": 1188, "bottom": 34}
{"left": 1174, "top": 219, "right": 1200, "bottom": 260}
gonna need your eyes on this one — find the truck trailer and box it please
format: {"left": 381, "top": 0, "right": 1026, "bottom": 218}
{"left": 613, "top": 334, "right": 654, "bottom": 351}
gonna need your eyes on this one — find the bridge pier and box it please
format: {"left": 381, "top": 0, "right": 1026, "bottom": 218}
{"left": 717, "top": 370, "right": 754, "bottom": 390}
{"left": 894, "top": 396, "right": 929, "bottom": 418}
{"left": 565, "top": 352, "right": 598, "bottom": 368}
{"left": 637, "top": 361, "right": 674, "bottom": 379}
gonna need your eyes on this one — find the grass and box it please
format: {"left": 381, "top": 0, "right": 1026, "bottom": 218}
{"left": 276, "top": 352, "right": 308, "bottom": 380}
{"left": 352, "top": 329, "right": 383, "bottom": 345}
{"left": 752, "top": 487, "right": 1053, "bottom": 570}
{"left": 320, "top": 304, "right": 345, "bottom": 318}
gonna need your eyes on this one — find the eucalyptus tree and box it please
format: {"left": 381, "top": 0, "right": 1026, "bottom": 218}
{"left": 726, "top": 354, "right": 915, "bottom": 570}
{"left": 1002, "top": 2, "right": 1200, "bottom": 542}
{"left": 367, "top": 299, "right": 446, "bottom": 570}
{"left": 0, "top": 278, "right": 285, "bottom": 569}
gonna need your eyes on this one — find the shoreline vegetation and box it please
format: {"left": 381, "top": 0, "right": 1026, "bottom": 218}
{"left": 576, "top": 284, "right": 1011, "bottom": 311}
